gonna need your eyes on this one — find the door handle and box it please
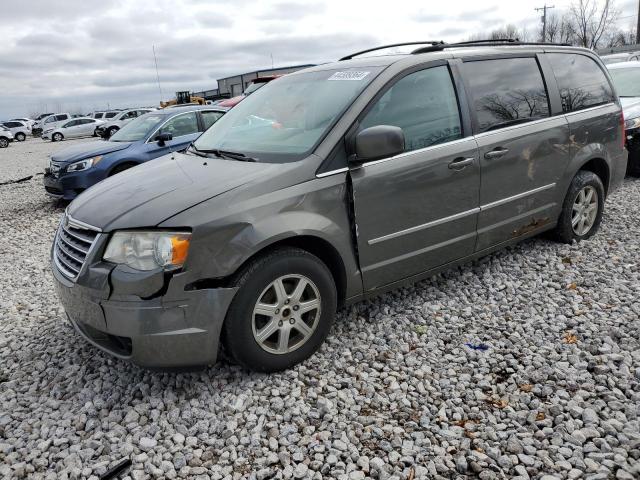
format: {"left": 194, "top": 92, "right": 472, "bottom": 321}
{"left": 448, "top": 157, "right": 475, "bottom": 170}
{"left": 484, "top": 147, "right": 509, "bottom": 160}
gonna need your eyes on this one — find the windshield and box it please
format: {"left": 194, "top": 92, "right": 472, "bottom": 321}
{"left": 609, "top": 67, "right": 640, "bottom": 97}
{"left": 244, "top": 82, "right": 266, "bottom": 95}
{"left": 109, "top": 113, "right": 166, "bottom": 142}
{"left": 193, "top": 67, "right": 383, "bottom": 162}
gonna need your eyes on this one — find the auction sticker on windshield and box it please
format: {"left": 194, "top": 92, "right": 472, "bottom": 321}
{"left": 328, "top": 71, "right": 370, "bottom": 81}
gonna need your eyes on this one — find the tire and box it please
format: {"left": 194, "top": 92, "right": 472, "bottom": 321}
{"left": 52, "top": 133, "right": 63, "bottom": 142}
{"left": 109, "top": 162, "right": 136, "bottom": 176}
{"left": 627, "top": 148, "right": 640, "bottom": 177}
{"left": 93, "top": 129, "right": 99, "bottom": 137}
{"left": 15, "top": 132, "right": 26, "bottom": 142}
{"left": 552, "top": 170, "right": 605, "bottom": 243}
{"left": 0, "top": 137, "right": 8, "bottom": 148}
{"left": 108, "top": 127, "right": 119, "bottom": 138}
{"left": 222, "top": 247, "right": 337, "bottom": 372}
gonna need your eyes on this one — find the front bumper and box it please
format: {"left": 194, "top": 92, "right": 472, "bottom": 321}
{"left": 43, "top": 168, "right": 107, "bottom": 201}
{"left": 52, "top": 253, "right": 238, "bottom": 369}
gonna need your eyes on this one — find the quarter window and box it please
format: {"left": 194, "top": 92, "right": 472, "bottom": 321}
{"left": 159, "top": 112, "right": 199, "bottom": 137}
{"left": 463, "top": 58, "right": 550, "bottom": 132}
{"left": 360, "top": 66, "right": 462, "bottom": 152}
{"left": 547, "top": 53, "right": 615, "bottom": 112}
{"left": 201, "top": 110, "right": 225, "bottom": 130}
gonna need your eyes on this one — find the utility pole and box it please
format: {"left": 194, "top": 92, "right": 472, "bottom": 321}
{"left": 637, "top": 0, "right": 640, "bottom": 44}
{"left": 535, "top": 4, "right": 555, "bottom": 42}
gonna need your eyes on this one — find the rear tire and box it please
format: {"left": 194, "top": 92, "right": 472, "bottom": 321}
{"left": 552, "top": 170, "right": 605, "bottom": 243}
{"left": 15, "top": 132, "right": 26, "bottom": 142}
{"left": 52, "top": 133, "right": 63, "bottom": 142}
{"left": 222, "top": 248, "right": 337, "bottom": 372}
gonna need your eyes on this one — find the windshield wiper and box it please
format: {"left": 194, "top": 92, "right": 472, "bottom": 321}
{"left": 186, "top": 144, "right": 209, "bottom": 158}
{"left": 192, "top": 146, "right": 257, "bottom": 162}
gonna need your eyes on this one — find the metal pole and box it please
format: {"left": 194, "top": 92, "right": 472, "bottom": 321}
{"left": 153, "top": 45, "right": 164, "bottom": 104}
{"left": 535, "top": 5, "right": 555, "bottom": 42}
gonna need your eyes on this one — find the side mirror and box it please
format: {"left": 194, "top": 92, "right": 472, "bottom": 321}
{"left": 352, "top": 125, "right": 405, "bottom": 163}
{"left": 155, "top": 132, "right": 173, "bottom": 146}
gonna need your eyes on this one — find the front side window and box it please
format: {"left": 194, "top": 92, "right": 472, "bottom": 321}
{"left": 360, "top": 66, "right": 462, "bottom": 151}
{"left": 463, "top": 58, "right": 550, "bottom": 132}
{"left": 105, "top": 112, "right": 118, "bottom": 118}
{"left": 159, "top": 112, "right": 199, "bottom": 137}
{"left": 194, "top": 67, "right": 384, "bottom": 162}
{"left": 121, "top": 111, "right": 136, "bottom": 120}
{"left": 55, "top": 115, "right": 68, "bottom": 121}
{"left": 547, "top": 53, "right": 615, "bottom": 112}
{"left": 63, "top": 121, "right": 77, "bottom": 128}
{"left": 110, "top": 114, "right": 166, "bottom": 142}
{"left": 44, "top": 117, "right": 55, "bottom": 123}
{"left": 201, "top": 110, "right": 225, "bottom": 130}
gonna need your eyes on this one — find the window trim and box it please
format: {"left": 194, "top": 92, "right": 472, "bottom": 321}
{"left": 544, "top": 51, "right": 617, "bottom": 114}
{"left": 460, "top": 54, "right": 552, "bottom": 135}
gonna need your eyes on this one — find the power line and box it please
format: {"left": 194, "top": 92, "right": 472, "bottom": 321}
{"left": 535, "top": 4, "right": 555, "bottom": 42}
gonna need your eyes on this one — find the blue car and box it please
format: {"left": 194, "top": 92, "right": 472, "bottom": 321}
{"left": 43, "top": 105, "right": 227, "bottom": 200}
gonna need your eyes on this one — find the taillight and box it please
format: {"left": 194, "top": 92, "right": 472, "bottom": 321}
{"left": 620, "top": 111, "right": 625, "bottom": 150}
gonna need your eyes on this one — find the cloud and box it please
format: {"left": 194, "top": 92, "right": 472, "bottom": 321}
{"left": 257, "top": 2, "right": 326, "bottom": 20}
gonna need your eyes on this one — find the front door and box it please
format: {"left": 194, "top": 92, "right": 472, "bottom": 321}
{"left": 351, "top": 65, "right": 480, "bottom": 291}
{"left": 461, "top": 56, "right": 571, "bottom": 251}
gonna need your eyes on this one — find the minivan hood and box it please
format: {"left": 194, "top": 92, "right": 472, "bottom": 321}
{"left": 51, "top": 140, "right": 132, "bottom": 164}
{"left": 67, "top": 152, "right": 280, "bottom": 231}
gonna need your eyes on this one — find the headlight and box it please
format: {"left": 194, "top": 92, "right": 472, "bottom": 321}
{"left": 624, "top": 117, "right": 640, "bottom": 130}
{"left": 66, "top": 155, "right": 102, "bottom": 172}
{"left": 44, "top": 129, "right": 53, "bottom": 134}
{"left": 103, "top": 231, "right": 191, "bottom": 271}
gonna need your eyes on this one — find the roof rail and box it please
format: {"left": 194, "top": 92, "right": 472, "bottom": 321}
{"left": 340, "top": 41, "right": 444, "bottom": 61}
{"left": 411, "top": 39, "right": 571, "bottom": 54}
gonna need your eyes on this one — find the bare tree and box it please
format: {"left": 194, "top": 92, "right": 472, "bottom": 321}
{"left": 541, "top": 12, "right": 577, "bottom": 44}
{"left": 466, "top": 24, "right": 530, "bottom": 42}
{"left": 569, "top": 0, "right": 619, "bottom": 49}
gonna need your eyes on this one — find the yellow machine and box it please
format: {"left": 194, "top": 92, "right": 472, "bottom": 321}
{"left": 160, "top": 91, "right": 207, "bottom": 108}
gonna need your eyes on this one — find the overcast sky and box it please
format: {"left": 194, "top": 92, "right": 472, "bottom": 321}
{"left": 1, "top": 0, "right": 637, "bottom": 118}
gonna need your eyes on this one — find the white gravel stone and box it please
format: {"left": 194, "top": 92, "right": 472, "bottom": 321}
{"left": 1, "top": 138, "right": 639, "bottom": 478}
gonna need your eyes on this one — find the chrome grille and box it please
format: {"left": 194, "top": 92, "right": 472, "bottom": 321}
{"left": 54, "top": 215, "right": 100, "bottom": 280}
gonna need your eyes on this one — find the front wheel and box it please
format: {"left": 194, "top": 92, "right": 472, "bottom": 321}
{"left": 107, "top": 127, "right": 119, "bottom": 138}
{"left": 552, "top": 170, "right": 605, "bottom": 243}
{"left": 15, "top": 132, "right": 26, "bottom": 142}
{"left": 52, "top": 133, "right": 63, "bottom": 142}
{"left": 0, "top": 138, "right": 8, "bottom": 148}
{"left": 222, "top": 248, "right": 337, "bottom": 372}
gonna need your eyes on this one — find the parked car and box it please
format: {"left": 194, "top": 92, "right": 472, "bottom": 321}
{"left": 0, "top": 126, "right": 13, "bottom": 148}
{"left": 31, "top": 113, "right": 56, "bottom": 136}
{"left": 217, "top": 76, "right": 279, "bottom": 108}
{"left": 11, "top": 117, "right": 35, "bottom": 129}
{"left": 601, "top": 52, "right": 640, "bottom": 65}
{"left": 43, "top": 105, "right": 226, "bottom": 199}
{"left": 42, "top": 117, "right": 105, "bottom": 142}
{"left": 96, "top": 108, "right": 155, "bottom": 138}
{"left": 35, "top": 113, "right": 72, "bottom": 137}
{"left": 51, "top": 41, "right": 626, "bottom": 371}
{"left": 606, "top": 61, "right": 640, "bottom": 176}
{"left": 1, "top": 120, "right": 30, "bottom": 141}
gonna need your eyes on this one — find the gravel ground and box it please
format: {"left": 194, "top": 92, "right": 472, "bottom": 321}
{"left": 0, "top": 138, "right": 639, "bottom": 480}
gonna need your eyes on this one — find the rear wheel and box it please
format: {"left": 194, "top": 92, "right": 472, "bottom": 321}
{"left": 15, "top": 132, "right": 26, "bottom": 142}
{"left": 552, "top": 170, "right": 605, "bottom": 243}
{"left": 52, "top": 132, "right": 63, "bottom": 142}
{"left": 0, "top": 138, "right": 8, "bottom": 148}
{"left": 222, "top": 248, "right": 337, "bottom": 372}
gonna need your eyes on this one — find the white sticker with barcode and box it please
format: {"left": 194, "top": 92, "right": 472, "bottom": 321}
{"left": 328, "top": 71, "right": 370, "bottom": 81}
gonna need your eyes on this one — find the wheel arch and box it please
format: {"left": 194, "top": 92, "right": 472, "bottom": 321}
{"left": 108, "top": 160, "right": 139, "bottom": 176}
{"left": 578, "top": 157, "right": 610, "bottom": 196}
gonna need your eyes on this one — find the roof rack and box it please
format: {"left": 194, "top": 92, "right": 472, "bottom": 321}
{"left": 340, "top": 41, "right": 444, "bottom": 61}
{"left": 411, "top": 38, "right": 571, "bottom": 54}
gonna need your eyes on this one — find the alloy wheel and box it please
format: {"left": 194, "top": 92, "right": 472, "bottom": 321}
{"left": 0, "top": 138, "right": 8, "bottom": 148}
{"left": 571, "top": 185, "right": 598, "bottom": 236}
{"left": 252, "top": 274, "right": 321, "bottom": 354}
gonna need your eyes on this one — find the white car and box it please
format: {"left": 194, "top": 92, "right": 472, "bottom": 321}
{"left": 10, "top": 118, "right": 35, "bottom": 129}
{"left": 37, "top": 113, "right": 72, "bottom": 137}
{"left": 0, "top": 127, "right": 14, "bottom": 148}
{"left": 97, "top": 108, "right": 154, "bottom": 137}
{"left": 42, "top": 117, "right": 105, "bottom": 142}
{"left": 1, "top": 120, "right": 30, "bottom": 141}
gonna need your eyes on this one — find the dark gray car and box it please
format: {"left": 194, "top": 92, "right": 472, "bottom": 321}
{"left": 51, "top": 41, "right": 627, "bottom": 371}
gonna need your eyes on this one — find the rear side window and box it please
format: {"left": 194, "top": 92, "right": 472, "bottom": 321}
{"left": 463, "top": 58, "right": 550, "bottom": 132}
{"left": 160, "top": 112, "right": 199, "bottom": 137}
{"left": 201, "top": 110, "right": 225, "bottom": 130}
{"left": 105, "top": 112, "right": 118, "bottom": 118}
{"left": 95, "top": 113, "right": 104, "bottom": 119}
{"left": 360, "top": 66, "right": 462, "bottom": 152}
{"left": 547, "top": 53, "right": 614, "bottom": 112}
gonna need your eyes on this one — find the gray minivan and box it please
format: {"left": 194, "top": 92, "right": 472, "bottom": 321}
{"left": 51, "top": 40, "right": 627, "bottom": 371}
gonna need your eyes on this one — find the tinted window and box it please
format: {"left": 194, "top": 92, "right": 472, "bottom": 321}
{"left": 121, "top": 111, "right": 136, "bottom": 119}
{"left": 110, "top": 114, "right": 166, "bottom": 142}
{"left": 360, "top": 66, "right": 462, "bottom": 151}
{"left": 105, "top": 112, "right": 118, "bottom": 118}
{"left": 63, "top": 120, "right": 78, "bottom": 128}
{"left": 548, "top": 53, "right": 614, "bottom": 112}
{"left": 55, "top": 115, "right": 68, "bottom": 121}
{"left": 463, "top": 58, "right": 549, "bottom": 132}
{"left": 160, "top": 112, "right": 199, "bottom": 137}
{"left": 94, "top": 113, "right": 104, "bottom": 119}
{"left": 201, "top": 110, "right": 225, "bottom": 130}
{"left": 4, "top": 122, "right": 19, "bottom": 128}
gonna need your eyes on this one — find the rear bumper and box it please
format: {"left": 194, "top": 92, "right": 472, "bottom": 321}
{"left": 52, "top": 258, "right": 238, "bottom": 369}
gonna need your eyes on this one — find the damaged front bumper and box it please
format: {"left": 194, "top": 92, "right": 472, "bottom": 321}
{"left": 51, "top": 241, "right": 238, "bottom": 369}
